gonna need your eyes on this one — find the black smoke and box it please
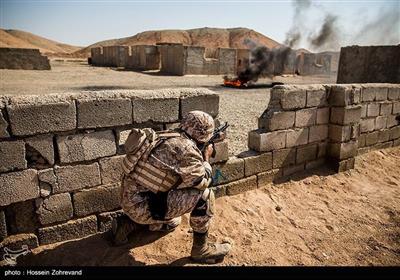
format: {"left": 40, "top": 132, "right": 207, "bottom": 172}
{"left": 284, "top": 0, "right": 311, "bottom": 48}
{"left": 309, "top": 14, "right": 339, "bottom": 50}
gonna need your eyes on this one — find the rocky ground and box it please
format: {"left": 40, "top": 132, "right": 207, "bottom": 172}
{"left": 15, "top": 147, "right": 400, "bottom": 266}
{"left": 0, "top": 60, "right": 336, "bottom": 155}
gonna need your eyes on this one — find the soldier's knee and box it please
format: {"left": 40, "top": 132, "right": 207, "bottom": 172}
{"left": 191, "top": 189, "right": 215, "bottom": 217}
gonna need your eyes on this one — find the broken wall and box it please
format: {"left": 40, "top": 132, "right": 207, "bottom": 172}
{"left": 125, "top": 45, "right": 160, "bottom": 70}
{"left": 0, "top": 48, "right": 50, "bottom": 70}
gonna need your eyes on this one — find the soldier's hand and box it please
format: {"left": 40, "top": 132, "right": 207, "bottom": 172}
{"left": 204, "top": 144, "right": 214, "bottom": 162}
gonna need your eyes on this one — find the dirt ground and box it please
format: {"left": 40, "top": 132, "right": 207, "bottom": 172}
{"left": 15, "top": 147, "right": 400, "bottom": 266}
{"left": 0, "top": 60, "right": 336, "bottom": 155}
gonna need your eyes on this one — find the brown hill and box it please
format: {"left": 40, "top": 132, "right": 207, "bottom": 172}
{"left": 0, "top": 29, "right": 81, "bottom": 55}
{"left": 75, "top": 27, "right": 283, "bottom": 57}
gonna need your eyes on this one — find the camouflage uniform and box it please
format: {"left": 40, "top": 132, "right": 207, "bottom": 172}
{"left": 120, "top": 111, "right": 215, "bottom": 233}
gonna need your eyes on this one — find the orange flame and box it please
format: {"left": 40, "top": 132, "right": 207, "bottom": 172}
{"left": 223, "top": 77, "right": 246, "bottom": 87}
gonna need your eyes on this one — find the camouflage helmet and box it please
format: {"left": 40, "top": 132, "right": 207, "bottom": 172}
{"left": 180, "top": 111, "right": 215, "bottom": 143}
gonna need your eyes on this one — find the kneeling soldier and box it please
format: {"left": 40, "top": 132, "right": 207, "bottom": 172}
{"left": 112, "top": 110, "right": 232, "bottom": 264}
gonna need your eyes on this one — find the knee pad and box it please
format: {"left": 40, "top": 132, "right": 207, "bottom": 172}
{"left": 192, "top": 189, "right": 215, "bottom": 217}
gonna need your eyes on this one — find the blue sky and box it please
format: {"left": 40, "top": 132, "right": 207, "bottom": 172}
{"left": 0, "top": 0, "right": 399, "bottom": 50}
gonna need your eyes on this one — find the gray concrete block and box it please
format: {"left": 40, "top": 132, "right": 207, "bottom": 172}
{"left": 329, "top": 141, "right": 358, "bottom": 160}
{"left": 53, "top": 163, "right": 101, "bottom": 193}
{"left": 360, "top": 118, "right": 375, "bottom": 133}
{"left": 305, "top": 158, "right": 326, "bottom": 170}
{"left": 374, "top": 87, "right": 389, "bottom": 101}
{"left": 210, "top": 185, "right": 226, "bottom": 199}
{"left": 389, "top": 126, "right": 400, "bottom": 140}
{"left": 212, "top": 157, "right": 244, "bottom": 185}
{"left": 0, "top": 211, "right": 6, "bottom": 241}
{"left": 259, "top": 111, "right": 295, "bottom": 131}
{"left": 330, "top": 105, "right": 362, "bottom": 125}
{"left": 361, "top": 87, "right": 376, "bottom": 102}
{"left": 133, "top": 97, "right": 179, "bottom": 123}
{"left": 7, "top": 97, "right": 76, "bottom": 136}
{"left": 295, "top": 108, "right": 317, "bottom": 127}
{"left": 394, "top": 138, "right": 400, "bottom": 147}
{"left": 377, "top": 130, "right": 390, "bottom": 143}
{"left": 257, "top": 169, "right": 281, "bottom": 187}
{"left": 316, "top": 107, "right": 329, "bottom": 124}
{"left": 0, "top": 141, "right": 26, "bottom": 172}
{"left": 309, "top": 125, "right": 328, "bottom": 143}
{"left": 180, "top": 94, "right": 219, "bottom": 118}
{"left": 358, "top": 133, "right": 366, "bottom": 148}
{"left": 77, "top": 97, "right": 132, "bottom": 128}
{"left": 365, "top": 131, "right": 378, "bottom": 146}
{"left": 286, "top": 128, "right": 308, "bottom": 147}
{"left": 388, "top": 87, "right": 400, "bottom": 100}
{"left": 5, "top": 200, "right": 39, "bottom": 234}
{"left": 98, "top": 210, "right": 124, "bottom": 232}
{"left": 386, "top": 115, "right": 398, "bottom": 128}
{"left": 296, "top": 144, "right": 317, "bottom": 164}
{"left": 272, "top": 148, "right": 296, "bottom": 168}
{"left": 373, "top": 141, "right": 393, "bottom": 150}
{"left": 73, "top": 184, "right": 121, "bottom": 217}
{"left": 38, "top": 215, "right": 97, "bottom": 245}
{"left": 281, "top": 88, "right": 306, "bottom": 110}
{"left": 248, "top": 130, "right": 286, "bottom": 152}
{"left": 37, "top": 169, "right": 56, "bottom": 197}
{"left": 375, "top": 116, "right": 387, "bottom": 130}
{"left": 243, "top": 152, "right": 272, "bottom": 176}
{"left": 99, "top": 155, "right": 124, "bottom": 185}
{"left": 380, "top": 102, "right": 393, "bottom": 116}
{"left": 329, "top": 85, "right": 360, "bottom": 106}
{"left": 283, "top": 163, "right": 305, "bottom": 177}
{"left": 361, "top": 104, "right": 367, "bottom": 118}
{"left": 332, "top": 157, "right": 355, "bottom": 172}
{"left": 367, "top": 103, "right": 379, "bottom": 117}
{"left": 306, "top": 87, "right": 327, "bottom": 107}
{"left": 36, "top": 193, "right": 73, "bottom": 225}
{"left": 329, "top": 124, "right": 351, "bottom": 142}
{"left": 25, "top": 135, "right": 54, "bottom": 166}
{"left": 393, "top": 102, "right": 400, "bottom": 114}
{"left": 225, "top": 176, "right": 258, "bottom": 196}
{"left": 57, "top": 130, "right": 116, "bottom": 164}
{"left": 317, "top": 142, "right": 327, "bottom": 158}
{"left": 0, "top": 109, "right": 9, "bottom": 138}
{"left": 0, "top": 169, "right": 39, "bottom": 207}
{"left": 209, "top": 140, "right": 229, "bottom": 164}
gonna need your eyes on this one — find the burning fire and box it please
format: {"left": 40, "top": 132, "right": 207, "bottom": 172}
{"left": 223, "top": 76, "right": 248, "bottom": 88}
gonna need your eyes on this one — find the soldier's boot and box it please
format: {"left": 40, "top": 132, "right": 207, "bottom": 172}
{"left": 190, "top": 231, "right": 232, "bottom": 264}
{"left": 111, "top": 215, "right": 139, "bottom": 246}
{"left": 148, "top": 217, "right": 181, "bottom": 232}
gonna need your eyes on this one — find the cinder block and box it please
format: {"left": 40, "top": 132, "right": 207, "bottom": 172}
{"left": 36, "top": 193, "right": 73, "bottom": 225}
{"left": 360, "top": 118, "right": 375, "bottom": 133}
{"left": 286, "top": 128, "right": 308, "bottom": 147}
{"left": 374, "top": 87, "right": 389, "bottom": 101}
{"left": 280, "top": 88, "right": 306, "bottom": 110}
{"left": 77, "top": 97, "right": 132, "bottom": 128}
{"left": 257, "top": 169, "right": 281, "bottom": 187}
{"left": 329, "top": 124, "right": 351, "bottom": 142}
{"left": 388, "top": 87, "right": 400, "bottom": 100}
{"left": 358, "top": 133, "right": 366, "bottom": 148}
{"left": 295, "top": 108, "right": 317, "bottom": 127}
{"left": 361, "top": 87, "right": 376, "bottom": 102}
{"left": 225, "top": 176, "right": 257, "bottom": 196}
{"left": 0, "top": 141, "right": 26, "bottom": 172}
{"left": 53, "top": 163, "right": 101, "bottom": 193}
{"left": 210, "top": 185, "right": 226, "bottom": 198}
{"left": 0, "top": 233, "right": 38, "bottom": 257}
{"left": 374, "top": 141, "right": 393, "bottom": 150}
{"left": 361, "top": 104, "right": 367, "bottom": 118}
{"left": 248, "top": 129, "right": 286, "bottom": 152}
{"left": 0, "top": 211, "right": 6, "bottom": 241}
{"left": 38, "top": 169, "right": 56, "bottom": 197}
{"left": 367, "top": 103, "right": 380, "bottom": 117}
{"left": 331, "top": 106, "right": 362, "bottom": 125}
{"left": 243, "top": 152, "right": 272, "bottom": 176}
{"left": 259, "top": 111, "right": 295, "bottom": 131}
{"left": 329, "top": 141, "right": 358, "bottom": 160}
{"left": 0, "top": 169, "right": 39, "bottom": 207}
{"left": 272, "top": 148, "right": 296, "bottom": 168}
{"left": 283, "top": 164, "right": 305, "bottom": 177}
{"left": 380, "top": 102, "right": 392, "bottom": 116}
{"left": 305, "top": 158, "right": 325, "bottom": 170}
{"left": 394, "top": 138, "right": 400, "bottom": 147}
{"left": 0, "top": 109, "right": 9, "bottom": 138}
{"left": 99, "top": 155, "right": 124, "bottom": 185}
{"left": 296, "top": 144, "right": 317, "bottom": 164}
{"left": 212, "top": 157, "right": 244, "bottom": 185}
{"left": 25, "top": 135, "right": 55, "bottom": 166}
{"left": 306, "top": 87, "right": 327, "bottom": 107}
{"left": 329, "top": 85, "right": 360, "bottom": 106}
{"left": 358, "top": 146, "right": 371, "bottom": 155}
{"left": 316, "top": 107, "right": 329, "bottom": 124}
{"left": 309, "top": 125, "right": 328, "bottom": 143}
{"left": 209, "top": 140, "right": 229, "bottom": 164}
{"left": 57, "top": 130, "right": 116, "bottom": 163}
{"left": 98, "top": 210, "right": 124, "bottom": 232}
{"left": 133, "top": 97, "right": 179, "bottom": 123}
{"left": 180, "top": 93, "right": 219, "bottom": 118}
{"left": 389, "top": 126, "right": 400, "bottom": 140}
{"left": 5, "top": 200, "right": 39, "bottom": 234}
{"left": 38, "top": 215, "right": 97, "bottom": 245}
{"left": 331, "top": 157, "right": 355, "bottom": 172}
{"left": 393, "top": 102, "right": 400, "bottom": 114}
{"left": 317, "top": 142, "right": 327, "bottom": 158}
{"left": 7, "top": 97, "right": 76, "bottom": 136}
{"left": 375, "top": 116, "right": 387, "bottom": 130}
{"left": 377, "top": 130, "right": 390, "bottom": 143}
{"left": 386, "top": 115, "right": 398, "bottom": 128}
{"left": 73, "top": 184, "right": 121, "bottom": 217}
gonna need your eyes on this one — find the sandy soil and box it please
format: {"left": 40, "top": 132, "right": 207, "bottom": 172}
{"left": 0, "top": 60, "right": 336, "bottom": 155}
{"left": 16, "top": 147, "right": 400, "bottom": 266}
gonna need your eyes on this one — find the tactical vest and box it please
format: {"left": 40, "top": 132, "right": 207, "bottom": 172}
{"left": 121, "top": 128, "right": 181, "bottom": 193}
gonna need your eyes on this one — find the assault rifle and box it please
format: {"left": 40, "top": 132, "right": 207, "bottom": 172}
{"left": 199, "top": 122, "right": 229, "bottom": 158}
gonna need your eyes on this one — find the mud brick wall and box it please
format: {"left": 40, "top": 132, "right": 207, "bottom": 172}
{"left": 0, "top": 88, "right": 228, "bottom": 251}
{"left": 0, "top": 48, "right": 50, "bottom": 70}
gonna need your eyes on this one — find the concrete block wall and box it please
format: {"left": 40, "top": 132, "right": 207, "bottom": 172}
{"left": 247, "top": 83, "right": 400, "bottom": 175}
{"left": 126, "top": 45, "right": 160, "bottom": 70}
{"left": 0, "top": 88, "right": 229, "bottom": 250}
{"left": 0, "top": 48, "right": 51, "bottom": 70}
